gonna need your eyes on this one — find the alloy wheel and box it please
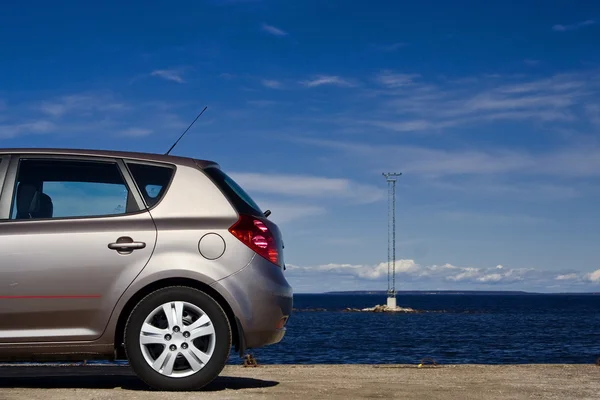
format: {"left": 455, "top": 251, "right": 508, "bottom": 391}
{"left": 138, "top": 301, "right": 216, "bottom": 378}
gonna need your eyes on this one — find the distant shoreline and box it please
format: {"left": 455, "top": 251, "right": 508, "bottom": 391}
{"left": 301, "top": 290, "right": 600, "bottom": 296}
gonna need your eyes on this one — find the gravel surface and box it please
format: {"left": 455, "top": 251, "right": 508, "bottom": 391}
{"left": 0, "top": 364, "right": 598, "bottom": 399}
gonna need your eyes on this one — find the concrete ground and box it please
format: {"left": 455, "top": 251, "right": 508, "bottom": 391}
{"left": 0, "top": 364, "right": 599, "bottom": 400}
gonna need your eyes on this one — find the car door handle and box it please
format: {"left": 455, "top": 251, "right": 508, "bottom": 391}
{"left": 108, "top": 237, "right": 146, "bottom": 251}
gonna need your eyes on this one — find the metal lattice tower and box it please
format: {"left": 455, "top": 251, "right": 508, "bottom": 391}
{"left": 383, "top": 172, "right": 402, "bottom": 302}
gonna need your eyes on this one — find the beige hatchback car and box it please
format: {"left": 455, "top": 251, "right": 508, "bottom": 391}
{"left": 0, "top": 148, "right": 293, "bottom": 391}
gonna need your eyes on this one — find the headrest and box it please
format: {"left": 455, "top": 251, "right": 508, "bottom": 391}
{"left": 33, "top": 193, "right": 53, "bottom": 219}
{"left": 16, "top": 183, "right": 41, "bottom": 218}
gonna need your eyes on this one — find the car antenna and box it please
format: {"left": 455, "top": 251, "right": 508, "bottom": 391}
{"left": 165, "top": 106, "right": 208, "bottom": 155}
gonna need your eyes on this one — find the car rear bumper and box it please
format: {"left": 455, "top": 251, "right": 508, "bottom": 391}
{"left": 211, "top": 255, "right": 293, "bottom": 352}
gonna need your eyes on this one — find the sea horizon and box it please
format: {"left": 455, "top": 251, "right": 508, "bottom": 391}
{"left": 296, "top": 290, "right": 600, "bottom": 295}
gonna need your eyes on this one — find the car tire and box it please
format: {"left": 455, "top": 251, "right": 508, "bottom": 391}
{"left": 124, "top": 286, "right": 232, "bottom": 391}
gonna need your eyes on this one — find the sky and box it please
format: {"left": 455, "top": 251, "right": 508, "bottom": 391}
{"left": 1, "top": 0, "right": 600, "bottom": 293}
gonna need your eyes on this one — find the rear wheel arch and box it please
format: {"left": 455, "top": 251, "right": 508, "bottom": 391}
{"left": 114, "top": 278, "right": 240, "bottom": 360}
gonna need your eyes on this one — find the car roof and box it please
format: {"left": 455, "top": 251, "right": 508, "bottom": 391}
{"left": 0, "top": 148, "right": 218, "bottom": 168}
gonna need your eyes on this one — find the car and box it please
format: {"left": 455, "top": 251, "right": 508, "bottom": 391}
{"left": 0, "top": 148, "right": 293, "bottom": 391}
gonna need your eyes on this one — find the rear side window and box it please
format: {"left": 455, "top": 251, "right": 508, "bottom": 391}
{"left": 126, "top": 162, "right": 175, "bottom": 208}
{"left": 10, "top": 158, "right": 139, "bottom": 220}
{"left": 203, "top": 167, "right": 263, "bottom": 216}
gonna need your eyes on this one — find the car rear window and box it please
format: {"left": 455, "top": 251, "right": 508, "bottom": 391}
{"left": 126, "top": 162, "right": 175, "bottom": 208}
{"left": 203, "top": 167, "right": 263, "bottom": 216}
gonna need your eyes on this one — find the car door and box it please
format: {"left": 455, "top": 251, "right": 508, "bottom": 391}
{"left": 0, "top": 154, "right": 157, "bottom": 343}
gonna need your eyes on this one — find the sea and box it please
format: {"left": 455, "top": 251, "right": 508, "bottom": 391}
{"left": 15, "top": 293, "right": 600, "bottom": 366}
{"left": 234, "top": 293, "right": 600, "bottom": 365}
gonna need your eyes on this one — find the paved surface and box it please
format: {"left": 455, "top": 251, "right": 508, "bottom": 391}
{"left": 0, "top": 364, "right": 598, "bottom": 399}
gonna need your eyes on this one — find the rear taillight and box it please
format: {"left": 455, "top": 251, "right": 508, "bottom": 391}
{"left": 229, "top": 214, "right": 282, "bottom": 267}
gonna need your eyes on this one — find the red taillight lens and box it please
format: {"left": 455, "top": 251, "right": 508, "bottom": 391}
{"left": 229, "top": 215, "right": 282, "bottom": 267}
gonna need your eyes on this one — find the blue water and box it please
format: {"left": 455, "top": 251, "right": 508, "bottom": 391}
{"left": 240, "top": 294, "right": 600, "bottom": 365}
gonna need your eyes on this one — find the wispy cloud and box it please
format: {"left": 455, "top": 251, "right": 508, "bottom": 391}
{"left": 226, "top": 172, "right": 383, "bottom": 225}
{"left": 375, "top": 71, "right": 420, "bottom": 88}
{"left": 230, "top": 172, "right": 384, "bottom": 204}
{"left": 442, "top": 210, "right": 547, "bottom": 225}
{"left": 151, "top": 69, "right": 186, "bottom": 83}
{"left": 261, "top": 79, "right": 283, "bottom": 89}
{"left": 262, "top": 23, "right": 287, "bottom": 36}
{"left": 300, "top": 75, "right": 356, "bottom": 88}
{"left": 39, "top": 94, "right": 128, "bottom": 117}
{"left": 326, "top": 70, "right": 600, "bottom": 133}
{"left": 0, "top": 120, "right": 56, "bottom": 139}
{"left": 0, "top": 92, "right": 189, "bottom": 140}
{"left": 428, "top": 179, "right": 580, "bottom": 201}
{"left": 553, "top": 19, "right": 596, "bottom": 32}
{"left": 586, "top": 104, "right": 600, "bottom": 125}
{"left": 299, "top": 138, "right": 600, "bottom": 179}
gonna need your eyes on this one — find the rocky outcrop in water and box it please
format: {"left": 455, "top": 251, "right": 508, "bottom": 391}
{"left": 291, "top": 307, "right": 484, "bottom": 314}
{"left": 344, "top": 305, "right": 421, "bottom": 313}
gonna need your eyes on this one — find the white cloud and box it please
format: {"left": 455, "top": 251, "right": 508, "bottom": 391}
{"left": 151, "top": 69, "right": 186, "bottom": 83}
{"left": 262, "top": 23, "right": 287, "bottom": 36}
{"left": 261, "top": 79, "right": 283, "bottom": 89}
{"left": 288, "top": 260, "right": 536, "bottom": 284}
{"left": 555, "top": 273, "right": 579, "bottom": 281}
{"left": 555, "top": 270, "right": 600, "bottom": 284}
{"left": 552, "top": 20, "right": 595, "bottom": 32}
{"left": 230, "top": 172, "right": 385, "bottom": 204}
{"left": 300, "top": 75, "right": 356, "bottom": 88}
{"left": 588, "top": 269, "right": 600, "bottom": 282}
{"left": 288, "top": 260, "right": 600, "bottom": 289}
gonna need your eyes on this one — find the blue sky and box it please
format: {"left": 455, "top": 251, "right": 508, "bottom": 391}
{"left": 2, "top": 0, "right": 600, "bottom": 292}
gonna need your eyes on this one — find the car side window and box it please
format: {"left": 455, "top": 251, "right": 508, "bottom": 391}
{"left": 126, "top": 162, "right": 175, "bottom": 208}
{"left": 0, "top": 157, "right": 4, "bottom": 202}
{"left": 10, "top": 158, "right": 140, "bottom": 220}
